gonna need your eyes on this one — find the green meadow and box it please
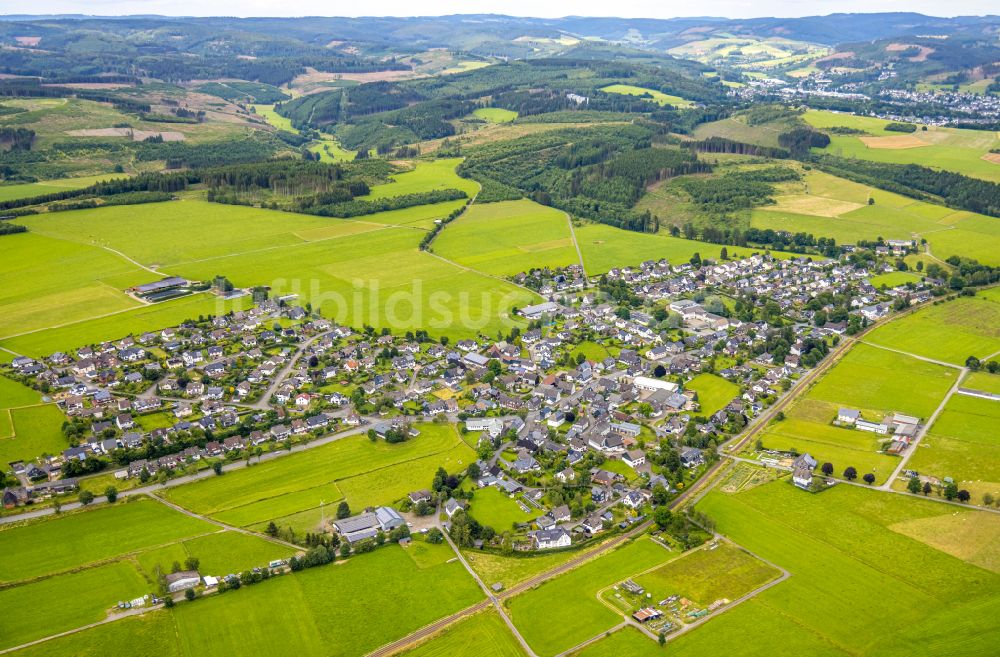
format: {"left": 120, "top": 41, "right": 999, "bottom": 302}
{"left": 9, "top": 543, "right": 484, "bottom": 657}
{"left": 963, "top": 371, "right": 1000, "bottom": 395}
{"left": 462, "top": 543, "right": 601, "bottom": 589}
{"left": 905, "top": 394, "right": 1000, "bottom": 494}
{"left": 0, "top": 498, "right": 213, "bottom": 583}
{"left": 1, "top": 403, "right": 68, "bottom": 466}
{"left": 363, "top": 158, "right": 480, "bottom": 200}
{"left": 0, "top": 174, "right": 123, "bottom": 203}
{"left": 687, "top": 373, "right": 740, "bottom": 416}
{"left": 165, "top": 424, "right": 474, "bottom": 525}
{"left": 0, "top": 231, "right": 151, "bottom": 339}
{"left": 576, "top": 223, "right": 795, "bottom": 274}
{"left": 169, "top": 543, "right": 482, "bottom": 657}
{"left": 600, "top": 84, "right": 694, "bottom": 108}
{"left": 759, "top": 343, "right": 958, "bottom": 482}
{"left": 135, "top": 530, "right": 296, "bottom": 580}
{"left": 571, "top": 626, "right": 660, "bottom": 657}
{"left": 468, "top": 485, "right": 540, "bottom": 530}
{"left": 751, "top": 169, "right": 1000, "bottom": 265}
{"left": 0, "top": 560, "right": 148, "bottom": 650}
{"left": 803, "top": 109, "right": 1000, "bottom": 182}
{"left": 473, "top": 108, "right": 519, "bottom": 123}
{"left": 403, "top": 610, "right": 526, "bottom": 657}
{"left": 865, "top": 290, "right": 1000, "bottom": 365}
{"left": 681, "top": 482, "right": 1000, "bottom": 657}
{"left": 1, "top": 293, "right": 250, "bottom": 358}
{"left": 434, "top": 199, "right": 579, "bottom": 276}
{"left": 506, "top": 537, "right": 671, "bottom": 656}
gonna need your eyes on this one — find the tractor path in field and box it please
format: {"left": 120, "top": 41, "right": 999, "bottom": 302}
{"left": 564, "top": 211, "right": 587, "bottom": 279}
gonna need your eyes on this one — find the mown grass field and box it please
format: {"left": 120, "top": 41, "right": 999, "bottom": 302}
{"left": 870, "top": 271, "right": 923, "bottom": 288}
{"left": 0, "top": 174, "right": 122, "bottom": 202}
{"left": 462, "top": 543, "right": 604, "bottom": 589}
{"left": 0, "top": 560, "right": 148, "bottom": 650}
{"left": 904, "top": 394, "right": 1000, "bottom": 495}
{"left": 169, "top": 543, "right": 483, "bottom": 657}
{"left": 802, "top": 109, "right": 1000, "bottom": 182}
{"left": 134, "top": 530, "right": 295, "bottom": 580}
{"left": 0, "top": 232, "right": 152, "bottom": 339}
{"left": 403, "top": 610, "right": 526, "bottom": 657}
{"left": 17, "top": 163, "right": 534, "bottom": 341}
{"left": 865, "top": 290, "right": 1000, "bottom": 365}
{"left": 165, "top": 424, "right": 473, "bottom": 525}
{"left": 434, "top": 199, "right": 579, "bottom": 276}
{"left": 759, "top": 343, "right": 958, "bottom": 482}
{"left": 0, "top": 403, "right": 68, "bottom": 466}
{"left": 9, "top": 543, "right": 484, "bottom": 657}
{"left": 806, "top": 343, "right": 957, "bottom": 419}
{"left": 468, "top": 486, "right": 539, "bottom": 530}
{"left": 634, "top": 541, "right": 780, "bottom": 607}
{"left": 1, "top": 293, "right": 251, "bottom": 358}
{"left": 473, "top": 108, "right": 519, "bottom": 123}
{"left": 570, "top": 626, "right": 660, "bottom": 657}
{"left": 963, "top": 371, "right": 1000, "bottom": 394}
{"left": 600, "top": 84, "right": 693, "bottom": 108}
{"left": 751, "top": 169, "right": 1000, "bottom": 265}
{"left": 687, "top": 373, "right": 740, "bottom": 416}
{"left": 506, "top": 537, "right": 672, "bottom": 656}
{"left": 0, "top": 498, "right": 213, "bottom": 583}
{"left": 680, "top": 482, "right": 1000, "bottom": 657}
{"left": 576, "top": 223, "right": 796, "bottom": 274}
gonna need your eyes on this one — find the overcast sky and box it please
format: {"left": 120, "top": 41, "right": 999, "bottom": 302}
{"left": 8, "top": 0, "right": 999, "bottom": 19}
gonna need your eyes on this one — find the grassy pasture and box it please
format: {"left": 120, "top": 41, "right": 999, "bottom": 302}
{"left": 0, "top": 403, "right": 67, "bottom": 466}
{"left": 963, "top": 371, "right": 1000, "bottom": 394}
{"left": 684, "top": 482, "right": 1000, "bottom": 657}
{"left": 473, "top": 108, "right": 519, "bottom": 123}
{"left": 0, "top": 231, "right": 152, "bottom": 339}
{"left": 462, "top": 543, "right": 603, "bottom": 589}
{"left": 865, "top": 292, "right": 1000, "bottom": 365}
{"left": 468, "top": 485, "right": 539, "bottom": 530}
{"left": 870, "top": 271, "right": 923, "bottom": 288}
{"left": 0, "top": 560, "right": 148, "bottom": 650}
{"left": 634, "top": 541, "right": 780, "bottom": 608}
{"left": 0, "top": 293, "right": 250, "bottom": 358}
{"left": 600, "top": 84, "right": 693, "bottom": 108}
{"left": 905, "top": 394, "right": 1000, "bottom": 491}
{"left": 434, "top": 199, "right": 579, "bottom": 276}
{"left": 803, "top": 109, "right": 1000, "bottom": 182}
{"left": 506, "top": 537, "right": 671, "bottom": 656}
{"left": 570, "top": 626, "right": 661, "bottom": 657}
{"left": 164, "top": 424, "right": 469, "bottom": 519}
{"left": 806, "top": 343, "right": 957, "bottom": 419}
{"left": 889, "top": 510, "right": 1000, "bottom": 574}
{"left": 0, "top": 174, "right": 123, "bottom": 203}
{"left": 686, "top": 373, "right": 740, "bottom": 416}
{"left": 8, "top": 613, "right": 180, "bottom": 657}
{"left": 576, "top": 223, "right": 796, "bottom": 274}
{"left": 403, "top": 610, "right": 526, "bottom": 657}
{"left": 170, "top": 543, "right": 483, "bottom": 657}
{"left": 135, "top": 530, "right": 295, "bottom": 579}
{"left": 363, "top": 158, "right": 480, "bottom": 200}
{"left": 0, "top": 498, "right": 213, "bottom": 583}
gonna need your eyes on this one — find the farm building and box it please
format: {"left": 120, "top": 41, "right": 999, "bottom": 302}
{"left": 165, "top": 570, "right": 201, "bottom": 593}
{"left": 130, "top": 277, "right": 189, "bottom": 299}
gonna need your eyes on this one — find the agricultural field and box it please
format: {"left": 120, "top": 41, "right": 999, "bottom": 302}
{"left": 168, "top": 543, "right": 482, "bottom": 657}
{"left": 680, "top": 482, "right": 1000, "bottom": 657}
{"left": 904, "top": 394, "right": 1000, "bottom": 500}
{"left": 473, "top": 108, "right": 518, "bottom": 123}
{"left": 462, "top": 542, "right": 606, "bottom": 589}
{"left": 865, "top": 289, "right": 1000, "bottom": 365}
{"left": 667, "top": 35, "right": 829, "bottom": 71}
{"left": 9, "top": 613, "right": 180, "bottom": 657}
{"left": 0, "top": 293, "right": 250, "bottom": 358}
{"left": 16, "top": 166, "right": 536, "bottom": 340}
{"left": 962, "top": 371, "right": 1000, "bottom": 395}
{"left": 134, "top": 530, "right": 295, "bottom": 580}
{"left": 600, "top": 84, "right": 694, "bottom": 108}
{"left": 0, "top": 231, "right": 154, "bottom": 340}
{"left": 506, "top": 537, "right": 671, "bottom": 656}
{"left": 633, "top": 542, "right": 780, "bottom": 609}
{"left": 686, "top": 373, "right": 740, "bottom": 416}
{"left": 803, "top": 109, "right": 1000, "bottom": 182}
{"left": 468, "top": 486, "right": 540, "bottom": 530}
{"left": 433, "top": 199, "right": 579, "bottom": 276}
{"left": 0, "top": 173, "right": 123, "bottom": 203}
{"left": 870, "top": 271, "right": 923, "bottom": 288}
{"left": 0, "top": 403, "right": 67, "bottom": 466}
{"left": 758, "top": 343, "right": 958, "bottom": 482}
{"left": 164, "top": 424, "right": 474, "bottom": 527}
{"left": 0, "top": 498, "right": 213, "bottom": 583}
{"left": 575, "top": 223, "right": 795, "bottom": 275}
{"left": 403, "top": 610, "right": 526, "bottom": 657}
{"left": 751, "top": 169, "right": 1000, "bottom": 265}
{"left": 0, "top": 560, "right": 148, "bottom": 651}
{"left": 570, "top": 626, "right": 660, "bottom": 657}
